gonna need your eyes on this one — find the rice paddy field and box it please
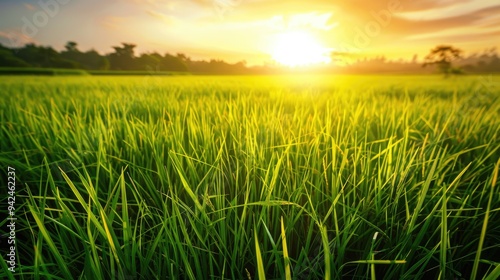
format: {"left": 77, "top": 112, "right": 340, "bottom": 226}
{"left": 1, "top": 74, "right": 500, "bottom": 279}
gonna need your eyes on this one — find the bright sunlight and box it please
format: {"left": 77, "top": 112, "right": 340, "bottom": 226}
{"left": 270, "top": 30, "right": 332, "bottom": 67}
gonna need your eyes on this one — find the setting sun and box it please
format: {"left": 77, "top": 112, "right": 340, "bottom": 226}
{"left": 270, "top": 31, "right": 332, "bottom": 67}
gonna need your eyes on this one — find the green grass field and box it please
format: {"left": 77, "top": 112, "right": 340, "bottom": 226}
{"left": 1, "top": 75, "right": 499, "bottom": 279}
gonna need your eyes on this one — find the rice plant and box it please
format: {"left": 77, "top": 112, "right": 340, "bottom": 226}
{"left": 0, "top": 75, "right": 499, "bottom": 279}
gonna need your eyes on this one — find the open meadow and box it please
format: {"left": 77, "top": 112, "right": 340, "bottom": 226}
{"left": 1, "top": 75, "right": 500, "bottom": 279}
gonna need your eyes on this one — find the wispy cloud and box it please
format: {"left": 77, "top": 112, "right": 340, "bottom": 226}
{"left": 230, "top": 0, "right": 500, "bottom": 36}
{"left": 392, "top": 4, "right": 500, "bottom": 41}
{"left": 146, "top": 10, "right": 176, "bottom": 25}
{"left": 100, "top": 16, "right": 129, "bottom": 30}
{"left": 396, "top": 1, "right": 499, "bottom": 21}
{"left": 0, "top": 30, "right": 38, "bottom": 46}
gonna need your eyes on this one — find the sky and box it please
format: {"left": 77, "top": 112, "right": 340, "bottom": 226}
{"left": 0, "top": 0, "right": 499, "bottom": 65}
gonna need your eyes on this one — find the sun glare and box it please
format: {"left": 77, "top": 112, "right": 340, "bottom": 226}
{"left": 270, "top": 31, "right": 332, "bottom": 67}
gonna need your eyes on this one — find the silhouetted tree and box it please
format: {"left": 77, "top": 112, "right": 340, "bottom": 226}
{"left": 423, "top": 45, "right": 463, "bottom": 76}
{"left": 176, "top": 53, "right": 190, "bottom": 63}
{"left": 136, "top": 53, "right": 161, "bottom": 71}
{"left": 108, "top": 43, "right": 137, "bottom": 70}
{"left": 61, "top": 42, "right": 109, "bottom": 70}
{"left": 60, "top": 41, "right": 82, "bottom": 66}
{"left": 162, "top": 53, "right": 188, "bottom": 71}
{"left": 85, "top": 49, "right": 110, "bottom": 70}
{"left": 65, "top": 41, "right": 78, "bottom": 52}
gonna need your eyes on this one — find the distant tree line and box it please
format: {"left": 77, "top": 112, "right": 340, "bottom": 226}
{"left": 337, "top": 46, "right": 500, "bottom": 75}
{"left": 1, "top": 42, "right": 500, "bottom": 74}
{"left": 0, "top": 41, "right": 251, "bottom": 74}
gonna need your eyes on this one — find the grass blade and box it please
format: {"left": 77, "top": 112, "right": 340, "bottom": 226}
{"left": 471, "top": 158, "right": 500, "bottom": 280}
{"left": 281, "top": 216, "right": 292, "bottom": 280}
{"left": 254, "top": 224, "right": 266, "bottom": 280}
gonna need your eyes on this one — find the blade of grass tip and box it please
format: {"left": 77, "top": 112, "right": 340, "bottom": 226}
{"left": 471, "top": 158, "right": 499, "bottom": 280}
{"left": 281, "top": 217, "right": 292, "bottom": 280}
{"left": 100, "top": 209, "right": 121, "bottom": 270}
{"left": 371, "top": 232, "right": 378, "bottom": 280}
{"left": 86, "top": 211, "right": 102, "bottom": 278}
{"left": 321, "top": 224, "right": 331, "bottom": 280}
{"left": 34, "top": 237, "right": 41, "bottom": 280}
{"left": 119, "top": 169, "right": 132, "bottom": 261}
{"left": 254, "top": 224, "right": 266, "bottom": 280}
{"left": 169, "top": 152, "right": 204, "bottom": 212}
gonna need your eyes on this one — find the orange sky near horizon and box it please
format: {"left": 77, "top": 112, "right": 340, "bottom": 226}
{"left": 0, "top": 0, "right": 499, "bottom": 66}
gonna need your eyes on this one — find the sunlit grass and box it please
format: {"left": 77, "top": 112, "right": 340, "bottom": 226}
{"left": 0, "top": 75, "right": 499, "bottom": 279}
